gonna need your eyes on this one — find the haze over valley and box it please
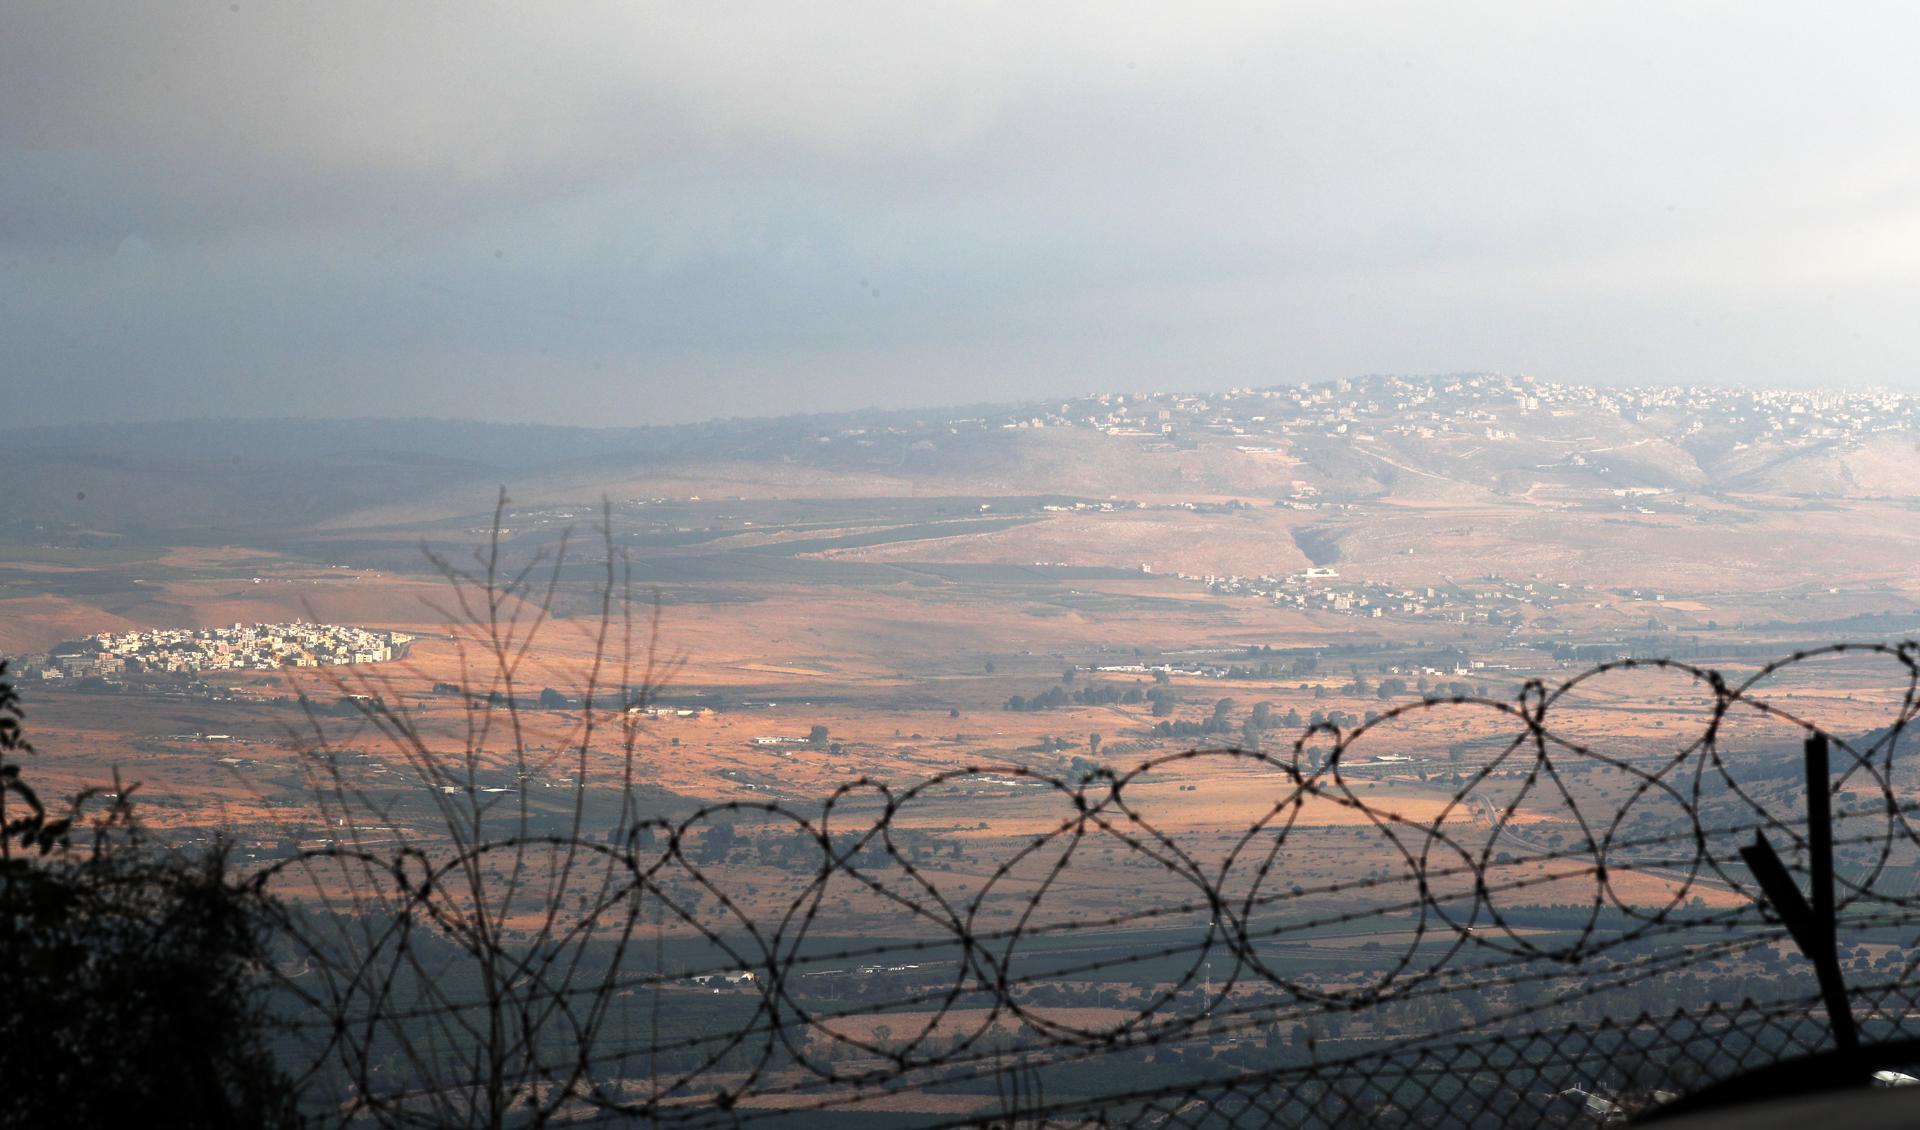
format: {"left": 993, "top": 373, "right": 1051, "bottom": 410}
{"left": 7, "top": 370, "right": 1918, "bottom": 850}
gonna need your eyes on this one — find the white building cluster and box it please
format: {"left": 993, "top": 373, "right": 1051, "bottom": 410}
{"left": 1203, "top": 571, "right": 1566, "bottom": 626}
{"left": 846, "top": 373, "right": 1920, "bottom": 452}
{"left": 41, "top": 622, "right": 411, "bottom": 678}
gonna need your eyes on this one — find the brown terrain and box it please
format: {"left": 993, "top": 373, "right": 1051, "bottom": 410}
{"left": 5, "top": 381, "right": 1919, "bottom": 948}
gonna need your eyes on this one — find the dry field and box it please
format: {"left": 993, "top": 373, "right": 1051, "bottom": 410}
{"left": 5, "top": 480, "right": 1918, "bottom": 950}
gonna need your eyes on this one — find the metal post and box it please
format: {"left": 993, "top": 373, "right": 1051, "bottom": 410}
{"left": 1801, "top": 733, "right": 1859, "bottom": 1058}
{"left": 1738, "top": 733, "right": 1860, "bottom": 1075}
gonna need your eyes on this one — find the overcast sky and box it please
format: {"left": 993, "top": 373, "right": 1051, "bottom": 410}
{"left": 5, "top": 2, "right": 1920, "bottom": 427}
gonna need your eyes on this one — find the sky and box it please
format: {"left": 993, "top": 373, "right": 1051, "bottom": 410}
{"left": 5, "top": 2, "right": 1920, "bottom": 427}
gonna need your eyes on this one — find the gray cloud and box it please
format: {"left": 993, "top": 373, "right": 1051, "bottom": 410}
{"left": 5, "top": 2, "right": 1920, "bottom": 425}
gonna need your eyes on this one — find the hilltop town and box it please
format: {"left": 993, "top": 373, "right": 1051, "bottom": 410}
{"left": 985, "top": 373, "right": 1920, "bottom": 457}
{"left": 25, "top": 622, "right": 411, "bottom": 681}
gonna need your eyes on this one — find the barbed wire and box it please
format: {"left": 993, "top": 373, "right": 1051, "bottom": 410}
{"left": 254, "top": 639, "right": 1920, "bottom": 1127}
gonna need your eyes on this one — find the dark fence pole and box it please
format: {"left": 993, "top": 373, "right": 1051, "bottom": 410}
{"left": 1802, "top": 733, "right": 1861, "bottom": 1060}
{"left": 1739, "top": 732, "right": 1861, "bottom": 1072}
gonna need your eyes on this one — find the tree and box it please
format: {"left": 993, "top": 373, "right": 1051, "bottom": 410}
{"left": 538, "top": 686, "right": 569, "bottom": 710}
{"left": 1209, "top": 698, "right": 1236, "bottom": 730}
{"left": 2, "top": 847, "right": 303, "bottom": 1129}
{"left": 1088, "top": 733, "right": 1102, "bottom": 757}
{"left": 1, "top": 662, "right": 300, "bottom": 1128}
{"left": 698, "top": 822, "right": 738, "bottom": 863}
{"left": 809, "top": 723, "right": 830, "bottom": 746}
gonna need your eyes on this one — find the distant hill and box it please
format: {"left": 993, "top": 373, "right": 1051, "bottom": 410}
{"left": 4, "top": 375, "right": 1916, "bottom": 540}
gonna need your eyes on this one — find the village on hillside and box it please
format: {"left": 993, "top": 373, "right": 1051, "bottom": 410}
{"left": 24, "top": 622, "right": 411, "bottom": 680}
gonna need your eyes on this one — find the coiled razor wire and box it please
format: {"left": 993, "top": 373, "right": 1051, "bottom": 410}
{"left": 253, "top": 642, "right": 1920, "bottom": 1126}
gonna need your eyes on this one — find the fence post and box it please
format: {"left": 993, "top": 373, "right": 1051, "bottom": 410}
{"left": 1738, "top": 732, "right": 1861, "bottom": 1074}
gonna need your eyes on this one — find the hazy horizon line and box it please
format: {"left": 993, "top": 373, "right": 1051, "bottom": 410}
{"left": 8, "top": 369, "right": 1907, "bottom": 437}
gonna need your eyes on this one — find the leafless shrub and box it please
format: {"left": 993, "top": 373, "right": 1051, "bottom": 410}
{"left": 262, "top": 492, "right": 681, "bottom": 1127}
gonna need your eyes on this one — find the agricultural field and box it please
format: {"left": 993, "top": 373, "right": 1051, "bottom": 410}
{"left": 6, "top": 379, "right": 1920, "bottom": 992}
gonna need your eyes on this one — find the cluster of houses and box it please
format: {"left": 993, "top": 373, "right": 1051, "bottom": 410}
{"left": 777, "top": 376, "right": 1545, "bottom": 441}
{"left": 955, "top": 373, "right": 1920, "bottom": 451}
{"left": 32, "top": 621, "right": 411, "bottom": 679}
{"left": 1196, "top": 569, "right": 1573, "bottom": 626}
